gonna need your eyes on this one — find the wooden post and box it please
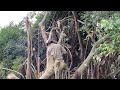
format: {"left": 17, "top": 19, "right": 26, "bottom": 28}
{"left": 26, "top": 17, "right": 32, "bottom": 79}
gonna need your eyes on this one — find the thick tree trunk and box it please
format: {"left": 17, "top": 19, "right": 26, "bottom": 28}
{"left": 38, "top": 12, "right": 76, "bottom": 79}
{"left": 71, "top": 34, "right": 109, "bottom": 79}
{"left": 26, "top": 17, "right": 32, "bottom": 79}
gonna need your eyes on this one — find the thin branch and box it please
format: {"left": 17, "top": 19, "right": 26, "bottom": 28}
{"left": 84, "top": 37, "right": 89, "bottom": 60}
{"left": 77, "top": 20, "right": 85, "bottom": 24}
{"left": 31, "top": 63, "right": 36, "bottom": 72}
{"left": 63, "top": 45, "right": 73, "bottom": 70}
{"left": 72, "top": 11, "right": 84, "bottom": 62}
{"left": 60, "top": 16, "right": 73, "bottom": 23}
{"left": 37, "top": 28, "right": 40, "bottom": 78}
{"left": 40, "top": 58, "right": 46, "bottom": 64}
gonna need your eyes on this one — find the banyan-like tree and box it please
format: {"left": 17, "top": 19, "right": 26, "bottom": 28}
{"left": 0, "top": 11, "right": 120, "bottom": 79}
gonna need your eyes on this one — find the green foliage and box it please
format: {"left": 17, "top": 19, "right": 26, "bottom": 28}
{"left": 33, "top": 12, "right": 44, "bottom": 29}
{"left": 12, "top": 56, "right": 24, "bottom": 71}
{"left": 0, "top": 70, "right": 6, "bottom": 79}
{"left": 96, "top": 12, "right": 120, "bottom": 56}
{"left": 0, "top": 22, "right": 26, "bottom": 69}
{"left": 79, "top": 11, "right": 116, "bottom": 32}
{"left": 78, "top": 11, "right": 120, "bottom": 57}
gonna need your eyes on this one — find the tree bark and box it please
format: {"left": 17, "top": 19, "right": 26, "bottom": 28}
{"left": 39, "top": 12, "right": 49, "bottom": 47}
{"left": 26, "top": 17, "right": 32, "bottom": 79}
{"left": 37, "top": 29, "right": 40, "bottom": 78}
{"left": 72, "top": 11, "right": 84, "bottom": 62}
{"left": 57, "top": 31, "right": 66, "bottom": 44}
{"left": 71, "top": 34, "right": 109, "bottom": 79}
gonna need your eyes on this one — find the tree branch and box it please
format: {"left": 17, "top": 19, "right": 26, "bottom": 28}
{"left": 71, "top": 34, "right": 109, "bottom": 79}
{"left": 77, "top": 20, "right": 85, "bottom": 24}
{"left": 39, "top": 12, "right": 49, "bottom": 46}
{"left": 72, "top": 11, "right": 84, "bottom": 62}
{"left": 0, "top": 67, "right": 25, "bottom": 79}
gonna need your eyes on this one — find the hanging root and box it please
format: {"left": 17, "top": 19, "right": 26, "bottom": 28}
{"left": 54, "top": 60, "right": 68, "bottom": 79}
{"left": 54, "top": 60, "right": 60, "bottom": 79}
